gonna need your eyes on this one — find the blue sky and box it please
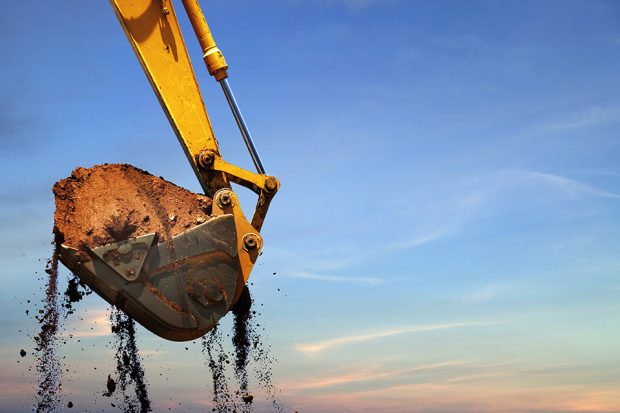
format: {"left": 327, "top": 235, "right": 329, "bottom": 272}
{"left": 1, "top": 0, "right": 620, "bottom": 412}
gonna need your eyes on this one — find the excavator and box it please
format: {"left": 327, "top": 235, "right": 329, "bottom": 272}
{"left": 57, "top": 0, "right": 279, "bottom": 341}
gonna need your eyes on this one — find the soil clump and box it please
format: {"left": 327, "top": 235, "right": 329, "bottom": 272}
{"left": 53, "top": 163, "right": 212, "bottom": 251}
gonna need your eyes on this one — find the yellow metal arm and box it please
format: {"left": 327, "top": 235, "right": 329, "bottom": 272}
{"left": 109, "top": 0, "right": 278, "bottom": 229}
{"left": 109, "top": 0, "right": 228, "bottom": 196}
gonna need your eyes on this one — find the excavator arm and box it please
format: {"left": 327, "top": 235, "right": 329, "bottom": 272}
{"left": 57, "top": 0, "right": 278, "bottom": 341}
{"left": 110, "top": 0, "right": 279, "bottom": 228}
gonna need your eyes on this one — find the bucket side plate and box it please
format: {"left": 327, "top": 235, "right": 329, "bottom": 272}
{"left": 59, "top": 214, "right": 240, "bottom": 341}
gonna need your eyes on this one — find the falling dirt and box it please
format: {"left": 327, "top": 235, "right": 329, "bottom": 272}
{"left": 62, "top": 275, "right": 92, "bottom": 317}
{"left": 203, "top": 285, "right": 285, "bottom": 413}
{"left": 232, "top": 286, "right": 253, "bottom": 395}
{"left": 33, "top": 241, "right": 62, "bottom": 413}
{"left": 107, "top": 308, "right": 152, "bottom": 412}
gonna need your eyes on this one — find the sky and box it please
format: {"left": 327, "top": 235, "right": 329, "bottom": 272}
{"left": 1, "top": 0, "right": 620, "bottom": 412}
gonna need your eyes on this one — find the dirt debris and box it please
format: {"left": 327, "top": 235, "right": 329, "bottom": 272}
{"left": 34, "top": 242, "right": 62, "bottom": 413}
{"left": 232, "top": 286, "right": 253, "bottom": 395}
{"left": 108, "top": 308, "right": 152, "bottom": 412}
{"left": 203, "top": 285, "right": 285, "bottom": 413}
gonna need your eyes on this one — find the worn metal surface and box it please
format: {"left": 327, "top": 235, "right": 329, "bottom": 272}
{"left": 90, "top": 234, "right": 156, "bottom": 282}
{"left": 58, "top": 215, "right": 242, "bottom": 341}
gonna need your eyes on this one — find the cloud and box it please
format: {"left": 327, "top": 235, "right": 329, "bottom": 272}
{"left": 395, "top": 227, "right": 452, "bottom": 249}
{"left": 460, "top": 284, "right": 503, "bottom": 305}
{"left": 514, "top": 170, "right": 619, "bottom": 199}
{"left": 269, "top": 168, "right": 615, "bottom": 282}
{"left": 292, "top": 0, "right": 398, "bottom": 11}
{"left": 62, "top": 309, "right": 110, "bottom": 338}
{"left": 291, "top": 360, "right": 472, "bottom": 389}
{"left": 295, "top": 321, "right": 500, "bottom": 354}
{"left": 294, "top": 383, "right": 620, "bottom": 413}
{"left": 284, "top": 358, "right": 620, "bottom": 413}
{"left": 389, "top": 193, "right": 484, "bottom": 251}
{"left": 536, "top": 106, "right": 620, "bottom": 134}
{"left": 284, "top": 271, "right": 383, "bottom": 285}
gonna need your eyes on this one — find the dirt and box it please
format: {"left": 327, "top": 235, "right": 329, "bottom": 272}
{"left": 53, "top": 164, "right": 212, "bottom": 251}
{"left": 62, "top": 275, "right": 92, "bottom": 316}
{"left": 232, "top": 286, "right": 253, "bottom": 396}
{"left": 203, "top": 285, "right": 285, "bottom": 413}
{"left": 34, "top": 242, "right": 62, "bottom": 413}
{"left": 107, "top": 308, "right": 152, "bottom": 412}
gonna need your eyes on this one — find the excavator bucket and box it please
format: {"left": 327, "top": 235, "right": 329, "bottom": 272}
{"left": 54, "top": 164, "right": 264, "bottom": 341}
{"left": 53, "top": 0, "right": 278, "bottom": 341}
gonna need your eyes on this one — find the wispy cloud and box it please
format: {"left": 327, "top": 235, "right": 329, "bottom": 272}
{"left": 293, "top": 0, "right": 398, "bottom": 11}
{"left": 395, "top": 227, "right": 452, "bottom": 249}
{"left": 268, "top": 245, "right": 372, "bottom": 273}
{"left": 514, "top": 170, "right": 619, "bottom": 199}
{"left": 460, "top": 284, "right": 504, "bottom": 305}
{"left": 284, "top": 359, "right": 620, "bottom": 413}
{"left": 62, "top": 309, "right": 110, "bottom": 338}
{"left": 535, "top": 106, "right": 620, "bottom": 134}
{"left": 291, "top": 360, "right": 472, "bottom": 389}
{"left": 295, "top": 321, "right": 500, "bottom": 354}
{"left": 285, "top": 271, "right": 383, "bottom": 285}
{"left": 270, "top": 168, "right": 616, "bottom": 281}
{"left": 389, "top": 193, "right": 483, "bottom": 251}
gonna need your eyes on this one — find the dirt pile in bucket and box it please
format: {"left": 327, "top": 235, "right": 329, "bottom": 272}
{"left": 52, "top": 163, "right": 212, "bottom": 251}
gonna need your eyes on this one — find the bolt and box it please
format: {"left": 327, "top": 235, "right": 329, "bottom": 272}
{"left": 243, "top": 233, "right": 259, "bottom": 251}
{"left": 118, "top": 243, "right": 131, "bottom": 255}
{"left": 162, "top": 6, "right": 170, "bottom": 15}
{"left": 134, "top": 253, "right": 141, "bottom": 261}
{"left": 219, "top": 192, "right": 232, "bottom": 206}
{"left": 197, "top": 150, "right": 216, "bottom": 169}
{"left": 204, "top": 287, "right": 224, "bottom": 303}
{"left": 265, "top": 177, "right": 278, "bottom": 192}
{"left": 127, "top": 269, "right": 136, "bottom": 277}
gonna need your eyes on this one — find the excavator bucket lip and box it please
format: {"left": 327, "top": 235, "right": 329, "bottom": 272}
{"left": 58, "top": 214, "right": 242, "bottom": 341}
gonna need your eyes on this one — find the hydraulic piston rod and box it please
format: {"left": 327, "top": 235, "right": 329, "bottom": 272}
{"left": 181, "top": 0, "right": 266, "bottom": 174}
{"left": 219, "top": 78, "right": 266, "bottom": 174}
